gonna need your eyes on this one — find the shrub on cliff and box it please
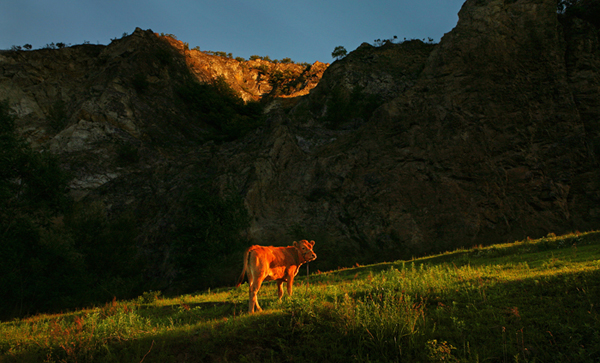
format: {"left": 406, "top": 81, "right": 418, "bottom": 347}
{"left": 176, "top": 76, "right": 263, "bottom": 141}
{"left": 331, "top": 45, "right": 347, "bottom": 60}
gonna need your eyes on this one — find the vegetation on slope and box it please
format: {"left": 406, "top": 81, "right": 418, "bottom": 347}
{"left": 0, "top": 100, "right": 253, "bottom": 320}
{"left": 1, "top": 231, "right": 598, "bottom": 362}
{"left": 176, "top": 75, "right": 264, "bottom": 142}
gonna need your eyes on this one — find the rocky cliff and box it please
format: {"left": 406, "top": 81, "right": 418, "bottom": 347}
{"left": 0, "top": 29, "right": 326, "bottom": 200}
{"left": 209, "top": 0, "right": 600, "bottom": 265}
{"left": 1, "top": 0, "right": 599, "bottom": 280}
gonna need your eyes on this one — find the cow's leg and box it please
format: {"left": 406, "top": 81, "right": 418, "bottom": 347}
{"left": 247, "top": 252, "right": 263, "bottom": 313}
{"left": 248, "top": 282, "right": 255, "bottom": 313}
{"left": 277, "top": 280, "right": 284, "bottom": 301}
{"left": 287, "top": 276, "right": 295, "bottom": 297}
{"left": 250, "top": 278, "right": 264, "bottom": 312}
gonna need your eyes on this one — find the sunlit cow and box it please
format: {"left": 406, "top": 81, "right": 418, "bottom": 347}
{"left": 236, "top": 240, "right": 317, "bottom": 313}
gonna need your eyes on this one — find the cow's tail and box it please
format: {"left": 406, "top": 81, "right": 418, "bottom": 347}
{"left": 236, "top": 247, "right": 251, "bottom": 287}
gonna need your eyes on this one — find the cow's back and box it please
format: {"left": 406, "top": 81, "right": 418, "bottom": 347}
{"left": 248, "top": 245, "right": 298, "bottom": 281}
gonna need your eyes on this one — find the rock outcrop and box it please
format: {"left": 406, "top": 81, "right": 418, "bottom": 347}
{"left": 159, "top": 33, "right": 328, "bottom": 101}
{"left": 1, "top": 0, "right": 599, "bottom": 276}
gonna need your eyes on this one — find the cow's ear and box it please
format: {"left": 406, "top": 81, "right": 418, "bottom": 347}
{"left": 309, "top": 240, "right": 315, "bottom": 247}
{"left": 293, "top": 241, "right": 298, "bottom": 248}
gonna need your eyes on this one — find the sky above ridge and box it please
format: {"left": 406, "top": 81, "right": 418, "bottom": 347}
{"left": 1, "top": 0, "right": 465, "bottom": 64}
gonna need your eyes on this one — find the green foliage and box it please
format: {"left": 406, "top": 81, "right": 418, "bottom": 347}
{"left": 162, "top": 33, "right": 178, "bottom": 40}
{"left": 66, "top": 202, "right": 141, "bottom": 286}
{"left": 0, "top": 100, "right": 76, "bottom": 318}
{"left": 42, "top": 42, "right": 69, "bottom": 50}
{"left": 373, "top": 36, "right": 398, "bottom": 47}
{"left": 176, "top": 76, "right": 264, "bottom": 141}
{"left": 172, "top": 187, "right": 251, "bottom": 290}
{"left": 0, "top": 101, "right": 147, "bottom": 319}
{"left": 252, "top": 64, "right": 269, "bottom": 74}
{"left": 0, "top": 100, "right": 71, "bottom": 220}
{"left": 267, "top": 69, "right": 304, "bottom": 97}
{"left": 248, "top": 54, "right": 280, "bottom": 62}
{"left": 137, "top": 290, "right": 162, "bottom": 304}
{"left": 203, "top": 50, "right": 233, "bottom": 58}
{"left": 2, "top": 231, "right": 599, "bottom": 362}
{"left": 331, "top": 45, "right": 347, "bottom": 60}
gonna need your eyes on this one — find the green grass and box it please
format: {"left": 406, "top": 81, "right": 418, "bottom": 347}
{"left": 2, "top": 231, "right": 599, "bottom": 362}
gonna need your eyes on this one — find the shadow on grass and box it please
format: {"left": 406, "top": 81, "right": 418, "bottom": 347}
{"left": 3, "top": 309, "right": 298, "bottom": 363}
{"left": 429, "top": 268, "right": 600, "bottom": 362}
{"left": 4, "top": 232, "right": 599, "bottom": 363}
{"left": 317, "top": 231, "right": 600, "bottom": 282}
{"left": 4, "top": 268, "right": 600, "bottom": 363}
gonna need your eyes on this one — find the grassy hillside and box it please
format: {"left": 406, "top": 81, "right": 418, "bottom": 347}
{"left": 1, "top": 231, "right": 599, "bottom": 362}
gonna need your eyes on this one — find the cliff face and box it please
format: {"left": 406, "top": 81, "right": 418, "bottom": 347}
{"left": 0, "top": 29, "right": 326, "bottom": 201}
{"left": 1, "top": 0, "right": 599, "bottom": 274}
{"left": 214, "top": 0, "right": 600, "bottom": 263}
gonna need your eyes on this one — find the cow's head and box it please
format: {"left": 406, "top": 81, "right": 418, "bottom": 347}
{"left": 294, "top": 240, "right": 317, "bottom": 263}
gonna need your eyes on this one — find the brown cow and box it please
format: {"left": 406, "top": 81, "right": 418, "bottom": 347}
{"left": 236, "top": 240, "right": 317, "bottom": 313}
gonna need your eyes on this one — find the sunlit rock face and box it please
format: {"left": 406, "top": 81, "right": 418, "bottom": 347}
{"left": 159, "top": 33, "right": 328, "bottom": 101}
{"left": 0, "top": 0, "right": 599, "bottom": 274}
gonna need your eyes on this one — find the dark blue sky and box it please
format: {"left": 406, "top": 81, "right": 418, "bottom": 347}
{"left": 1, "top": 0, "right": 465, "bottom": 63}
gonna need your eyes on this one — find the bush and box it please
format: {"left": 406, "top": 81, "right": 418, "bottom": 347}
{"left": 69, "top": 203, "right": 143, "bottom": 285}
{"left": 331, "top": 45, "right": 347, "bottom": 60}
{"left": 172, "top": 188, "right": 251, "bottom": 290}
{"left": 176, "top": 76, "right": 263, "bottom": 141}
